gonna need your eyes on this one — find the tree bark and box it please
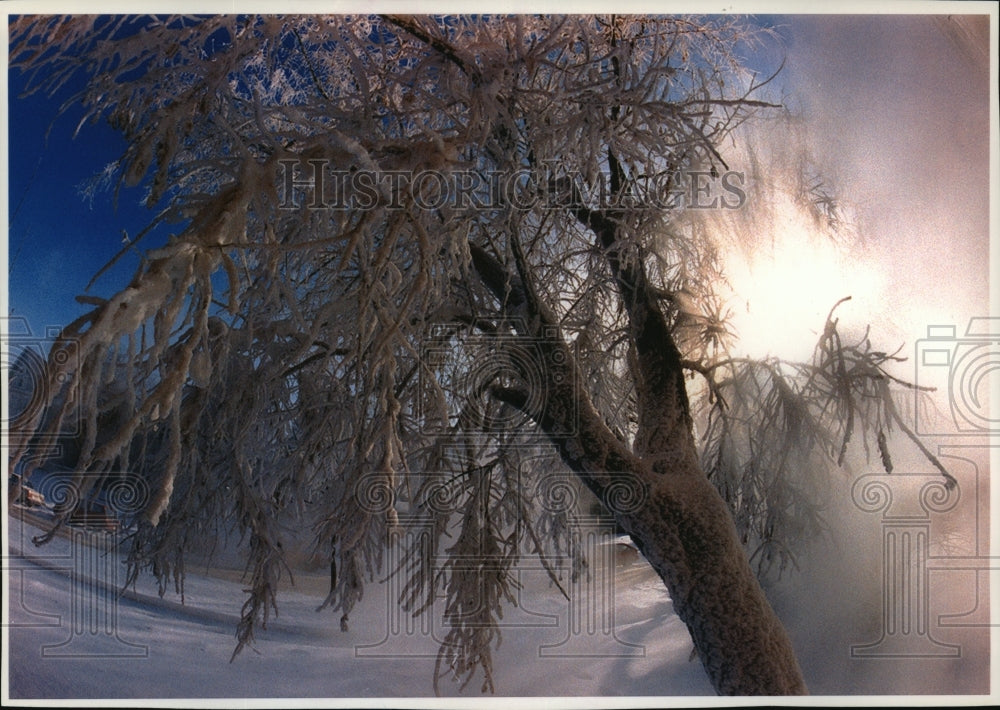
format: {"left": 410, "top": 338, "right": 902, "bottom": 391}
{"left": 540, "top": 364, "right": 808, "bottom": 695}
{"left": 572, "top": 165, "right": 806, "bottom": 693}
{"left": 406, "top": 39, "right": 802, "bottom": 691}
{"left": 468, "top": 237, "right": 808, "bottom": 695}
{"left": 625, "top": 467, "right": 808, "bottom": 694}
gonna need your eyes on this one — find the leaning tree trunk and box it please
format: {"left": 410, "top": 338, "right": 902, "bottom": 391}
{"left": 533, "top": 371, "right": 808, "bottom": 695}
{"left": 479, "top": 285, "right": 809, "bottom": 694}
{"left": 576, "top": 159, "right": 807, "bottom": 694}
{"left": 624, "top": 463, "right": 808, "bottom": 694}
{"left": 471, "top": 215, "right": 808, "bottom": 694}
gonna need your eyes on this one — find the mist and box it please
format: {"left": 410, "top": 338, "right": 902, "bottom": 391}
{"left": 734, "top": 14, "right": 994, "bottom": 695}
{"left": 4, "top": 8, "right": 994, "bottom": 701}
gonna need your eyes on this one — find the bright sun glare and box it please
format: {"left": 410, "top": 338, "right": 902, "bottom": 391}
{"left": 724, "top": 205, "right": 885, "bottom": 362}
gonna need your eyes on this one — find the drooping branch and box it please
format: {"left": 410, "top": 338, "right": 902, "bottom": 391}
{"left": 567, "top": 188, "right": 696, "bottom": 471}
{"left": 465, "top": 236, "right": 641, "bottom": 505}
{"left": 10, "top": 14, "right": 884, "bottom": 696}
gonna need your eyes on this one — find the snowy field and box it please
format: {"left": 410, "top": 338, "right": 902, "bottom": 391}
{"left": 4, "top": 502, "right": 991, "bottom": 703}
{"left": 5, "top": 508, "right": 714, "bottom": 700}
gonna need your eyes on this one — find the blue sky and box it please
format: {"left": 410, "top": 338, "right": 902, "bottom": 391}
{"left": 3, "top": 11, "right": 994, "bottom": 354}
{"left": 7, "top": 58, "right": 162, "bottom": 339}
{"left": 2, "top": 10, "right": 995, "bottom": 702}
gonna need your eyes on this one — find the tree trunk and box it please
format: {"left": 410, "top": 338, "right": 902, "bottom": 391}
{"left": 624, "top": 467, "right": 808, "bottom": 694}
{"left": 487, "top": 325, "right": 808, "bottom": 693}
{"left": 571, "top": 172, "right": 806, "bottom": 693}
{"left": 545, "top": 381, "right": 808, "bottom": 695}
{"left": 469, "top": 234, "right": 807, "bottom": 695}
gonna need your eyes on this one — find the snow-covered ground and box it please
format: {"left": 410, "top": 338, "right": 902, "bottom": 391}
{"left": 5, "top": 509, "right": 714, "bottom": 700}
{"left": 4, "top": 502, "right": 991, "bottom": 703}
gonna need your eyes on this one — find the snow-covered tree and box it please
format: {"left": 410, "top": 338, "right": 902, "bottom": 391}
{"left": 8, "top": 15, "right": 952, "bottom": 695}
